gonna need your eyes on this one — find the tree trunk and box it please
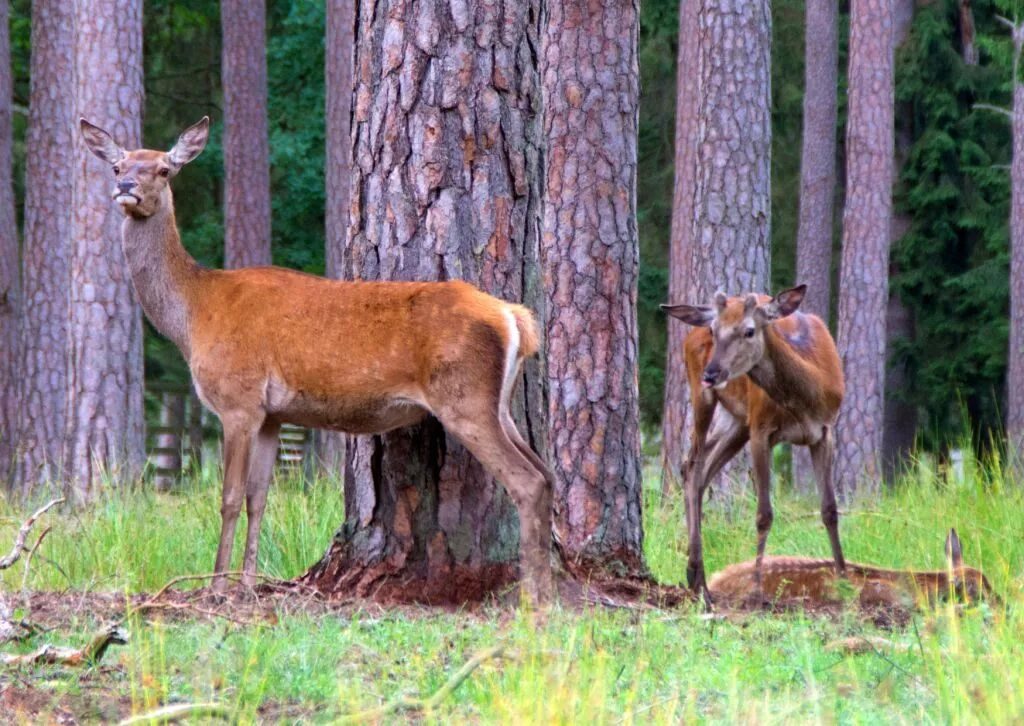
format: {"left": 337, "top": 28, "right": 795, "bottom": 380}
{"left": 792, "top": 0, "right": 840, "bottom": 493}
{"left": 834, "top": 0, "right": 894, "bottom": 497}
{"left": 0, "top": 0, "right": 17, "bottom": 485}
{"left": 540, "top": 0, "right": 645, "bottom": 569}
{"left": 65, "top": 0, "right": 146, "bottom": 502}
{"left": 684, "top": 0, "right": 773, "bottom": 497}
{"left": 1009, "top": 67, "right": 1024, "bottom": 476}
{"left": 14, "top": 0, "right": 74, "bottom": 495}
{"left": 299, "top": 0, "right": 544, "bottom": 603}
{"left": 315, "top": 0, "right": 356, "bottom": 479}
{"left": 661, "top": 0, "right": 701, "bottom": 495}
{"left": 221, "top": 0, "right": 271, "bottom": 269}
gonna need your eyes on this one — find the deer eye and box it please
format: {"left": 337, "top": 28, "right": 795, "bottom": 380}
{"left": 744, "top": 328, "right": 755, "bottom": 338}
{"left": 112, "top": 165, "right": 120, "bottom": 175}
{"left": 158, "top": 167, "right": 170, "bottom": 178}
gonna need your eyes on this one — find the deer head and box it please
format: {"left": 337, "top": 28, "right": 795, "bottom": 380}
{"left": 661, "top": 285, "right": 807, "bottom": 389}
{"left": 79, "top": 117, "right": 210, "bottom": 218}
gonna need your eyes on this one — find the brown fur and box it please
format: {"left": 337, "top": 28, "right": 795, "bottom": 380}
{"left": 79, "top": 118, "right": 556, "bottom": 605}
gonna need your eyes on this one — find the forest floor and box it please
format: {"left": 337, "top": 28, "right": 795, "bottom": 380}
{"left": 0, "top": 455, "right": 1021, "bottom": 723}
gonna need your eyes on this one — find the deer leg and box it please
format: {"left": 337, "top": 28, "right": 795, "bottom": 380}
{"left": 213, "top": 413, "right": 262, "bottom": 593}
{"left": 750, "top": 432, "right": 774, "bottom": 601}
{"left": 439, "top": 409, "right": 553, "bottom": 607}
{"left": 502, "top": 412, "right": 556, "bottom": 557}
{"left": 685, "top": 396, "right": 717, "bottom": 603}
{"left": 810, "top": 426, "right": 845, "bottom": 575}
{"left": 241, "top": 419, "right": 281, "bottom": 588}
{"left": 700, "top": 415, "right": 749, "bottom": 491}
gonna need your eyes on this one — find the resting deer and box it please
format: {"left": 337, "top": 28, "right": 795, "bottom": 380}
{"left": 79, "top": 117, "right": 555, "bottom": 604}
{"left": 709, "top": 528, "right": 997, "bottom": 610}
{"left": 661, "top": 285, "right": 845, "bottom": 604}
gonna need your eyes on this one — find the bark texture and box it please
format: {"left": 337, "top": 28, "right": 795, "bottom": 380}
{"left": 221, "top": 0, "right": 272, "bottom": 269}
{"left": 0, "top": 0, "right": 17, "bottom": 483}
{"left": 1009, "top": 69, "right": 1024, "bottom": 473}
{"left": 300, "top": 0, "right": 545, "bottom": 602}
{"left": 66, "top": 0, "right": 146, "bottom": 502}
{"left": 835, "top": 0, "right": 894, "bottom": 496}
{"left": 661, "top": 0, "right": 701, "bottom": 494}
{"left": 541, "top": 0, "right": 644, "bottom": 568}
{"left": 14, "top": 0, "right": 74, "bottom": 494}
{"left": 316, "top": 0, "right": 357, "bottom": 477}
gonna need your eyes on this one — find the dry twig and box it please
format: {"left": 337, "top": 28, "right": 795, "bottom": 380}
{"left": 0, "top": 498, "right": 64, "bottom": 570}
{"left": 118, "top": 702, "right": 231, "bottom": 725}
{"left": 0, "top": 623, "right": 128, "bottom": 667}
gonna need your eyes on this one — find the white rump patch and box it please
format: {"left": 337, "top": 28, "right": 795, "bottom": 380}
{"left": 500, "top": 308, "right": 520, "bottom": 417}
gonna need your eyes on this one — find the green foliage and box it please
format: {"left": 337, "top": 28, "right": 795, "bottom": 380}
{"left": 892, "top": 0, "right": 1012, "bottom": 450}
{"left": 1, "top": 464, "right": 1021, "bottom": 721}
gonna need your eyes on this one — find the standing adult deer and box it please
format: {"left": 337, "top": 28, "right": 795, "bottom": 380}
{"left": 661, "top": 285, "right": 845, "bottom": 605}
{"left": 79, "top": 117, "right": 554, "bottom": 604}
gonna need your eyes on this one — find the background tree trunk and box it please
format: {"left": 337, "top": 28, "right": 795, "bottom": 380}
{"left": 0, "top": 0, "right": 17, "bottom": 484}
{"left": 314, "top": 0, "right": 356, "bottom": 478}
{"left": 686, "top": 0, "right": 773, "bottom": 497}
{"left": 540, "top": 0, "right": 644, "bottom": 569}
{"left": 65, "top": 0, "right": 146, "bottom": 502}
{"left": 300, "top": 0, "right": 544, "bottom": 602}
{"left": 834, "top": 0, "right": 894, "bottom": 497}
{"left": 14, "top": 0, "right": 74, "bottom": 495}
{"left": 1009, "top": 36, "right": 1024, "bottom": 476}
{"left": 661, "top": 0, "right": 700, "bottom": 495}
{"left": 792, "top": 0, "right": 839, "bottom": 493}
{"left": 221, "top": 0, "right": 271, "bottom": 269}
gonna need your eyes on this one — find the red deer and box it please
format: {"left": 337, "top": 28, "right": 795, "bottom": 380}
{"left": 79, "top": 118, "right": 554, "bottom": 604}
{"left": 661, "top": 286, "right": 845, "bottom": 604}
{"left": 709, "top": 528, "right": 997, "bottom": 610}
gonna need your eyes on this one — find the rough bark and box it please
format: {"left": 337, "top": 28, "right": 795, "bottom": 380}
{"left": 14, "top": 0, "right": 74, "bottom": 494}
{"left": 1009, "top": 60, "right": 1024, "bottom": 476}
{"left": 66, "top": 0, "right": 146, "bottom": 502}
{"left": 835, "top": 0, "right": 894, "bottom": 496}
{"left": 661, "top": 0, "right": 701, "bottom": 495}
{"left": 540, "top": 0, "right": 644, "bottom": 568}
{"left": 315, "top": 0, "right": 357, "bottom": 478}
{"left": 221, "top": 0, "right": 272, "bottom": 269}
{"left": 0, "top": 0, "right": 17, "bottom": 484}
{"left": 300, "top": 0, "right": 544, "bottom": 602}
{"left": 792, "top": 0, "right": 840, "bottom": 493}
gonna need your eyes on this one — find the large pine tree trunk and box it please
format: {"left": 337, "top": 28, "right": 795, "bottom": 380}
{"left": 792, "top": 0, "right": 839, "bottom": 492}
{"left": 65, "top": 0, "right": 146, "bottom": 502}
{"left": 661, "top": 0, "right": 700, "bottom": 495}
{"left": 1009, "top": 66, "right": 1024, "bottom": 475}
{"left": 221, "top": 0, "right": 272, "bottom": 269}
{"left": 14, "top": 0, "right": 74, "bottom": 494}
{"left": 299, "top": 0, "right": 545, "bottom": 603}
{"left": 314, "top": 0, "right": 356, "bottom": 477}
{"left": 834, "top": 0, "right": 894, "bottom": 496}
{"left": 0, "top": 0, "right": 17, "bottom": 484}
{"left": 540, "top": 0, "right": 645, "bottom": 569}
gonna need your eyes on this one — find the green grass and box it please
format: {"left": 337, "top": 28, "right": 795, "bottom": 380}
{"left": 1, "top": 454, "right": 1022, "bottom": 723}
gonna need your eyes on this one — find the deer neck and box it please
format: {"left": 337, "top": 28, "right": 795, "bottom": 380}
{"left": 747, "top": 319, "right": 822, "bottom": 413}
{"left": 120, "top": 186, "right": 201, "bottom": 356}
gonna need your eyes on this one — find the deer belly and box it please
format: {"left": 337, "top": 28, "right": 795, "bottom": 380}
{"left": 270, "top": 390, "right": 430, "bottom": 434}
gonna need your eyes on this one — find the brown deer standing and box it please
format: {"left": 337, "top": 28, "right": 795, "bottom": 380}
{"left": 661, "top": 285, "right": 845, "bottom": 604}
{"left": 79, "top": 118, "right": 555, "bottom": 604}
{"left": 709, "top": 528, "right": 997, "bottom": 610}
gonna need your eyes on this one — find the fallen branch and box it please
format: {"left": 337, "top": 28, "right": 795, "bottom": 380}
{"left": 1, "top": 623, "right": 128, "bottom": 667}
{"left": 118, "top": 702, "right": 231, "bottom": 725}
{"left": 0, "top": 498, "right": 64, "bottom": 570}
{"left": 337, "top": 644, "right": 506, "bottom": 723}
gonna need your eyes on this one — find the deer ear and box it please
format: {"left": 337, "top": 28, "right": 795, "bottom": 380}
{"left": 79, "top": 118, "right": 125, "bottom": 165}
{"left": 713, "top": 290, "right": 728, "bottom": 311}
{"left": 168, "top": 116, "right": 210, "bottom": 169}
{"left": 946, "top": 528, "right": 964, "bottom": 569}
{"left": 660, "top": 303, "right": 715, "bottom": 327}
{"left": 759, "top": 284, "right": 807, "bottom": 321}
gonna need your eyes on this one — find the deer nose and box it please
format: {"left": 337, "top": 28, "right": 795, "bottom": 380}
{"left": 117, "top": 179, "right": 136, "bottom": 194}
{"left": 702, "top": 364, "right": 722, "bottom": 388}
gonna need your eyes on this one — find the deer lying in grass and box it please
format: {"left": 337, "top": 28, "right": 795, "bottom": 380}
{"left": 708, "top": 529, "right": 997, "bottom": 610}
{"left": 661, "top": 286, "right": 845, "bottom": 605}
{"left": 79, "top": 118, "right": 555, "bottom": 604}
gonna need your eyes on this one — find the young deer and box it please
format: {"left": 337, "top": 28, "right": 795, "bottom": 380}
{"left": 79, "top": 118, "right": 555, "bottom": 604}
{"left": 709, "top": 528, "right": 997, "bottom": 610}
{"left": 661, "top": 286, "right": 845, "bottom": 604}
